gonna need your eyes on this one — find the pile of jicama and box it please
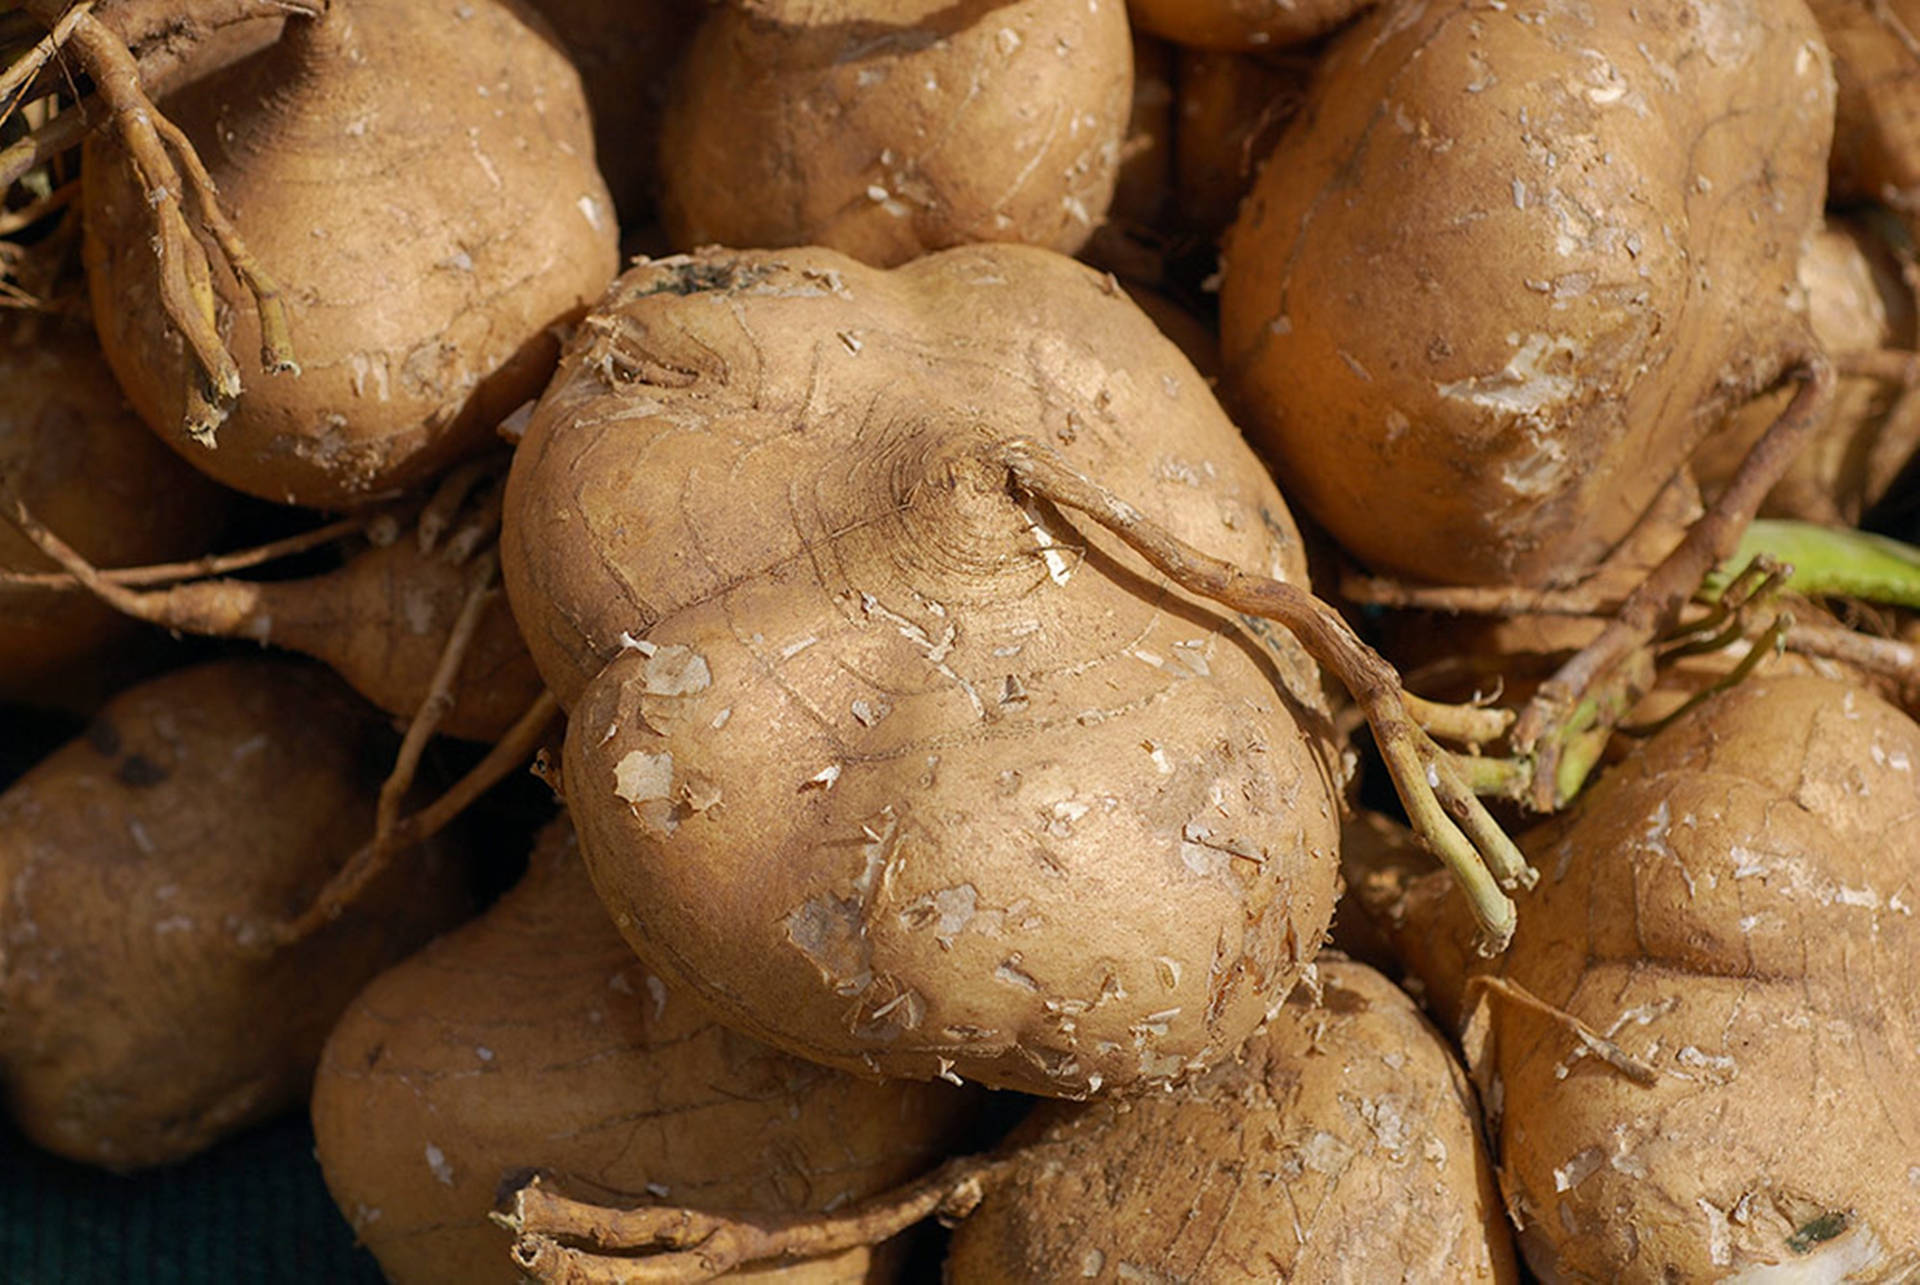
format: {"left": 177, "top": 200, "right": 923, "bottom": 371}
{"left": 4, "top": 0, "right": 1919, "bottom": 1279}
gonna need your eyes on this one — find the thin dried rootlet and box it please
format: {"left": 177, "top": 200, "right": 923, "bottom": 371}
{"left": 0, "top": 658, "right": 468, "bottom": 1171}
{"left": 1393, "top": 676, "right": 1920, "bottom": 1279}
{"left": 503, "top": 242, "right": 1353, "bottom": 1098}
{"left": 79, "top": 0, "right": 619, "bottom": 506}
{"left": 659, "top": 0, "right": 1133, "bottom": 268}
{"left": 9, "top": 493, "right": 542, "bottom": 742}
{"left": 313, "top": 816, "right": 981, "bottom": 1285}
{"left": 1221, "top": 0, "right": 1835, "bottom": 587}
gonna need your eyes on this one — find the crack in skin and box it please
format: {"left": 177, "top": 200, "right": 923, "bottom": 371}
{"left": 505, "top": 244, "right": 1343, "bottom": 1097}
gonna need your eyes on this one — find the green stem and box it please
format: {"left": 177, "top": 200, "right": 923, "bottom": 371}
{"left": 1708, "top": 520, "right": 1920, "bottom": 607}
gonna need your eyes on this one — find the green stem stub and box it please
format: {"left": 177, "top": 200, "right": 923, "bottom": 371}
{"left": 1710, "top": 520, "right": 1920, "bottom": 608}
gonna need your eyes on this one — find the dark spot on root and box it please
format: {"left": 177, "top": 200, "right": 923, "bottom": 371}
{"left": 115, "top": 753, "right": 168, "bottom": 787}
{"left": 363, "top": 1040, "right": 385, "bottom": 1071}
{"left": 86, "top": 719, "right": 122, "bottom": 756}
{"left": 634, "top": 259, "right": 775, "bottom": 299}
{"left": 1787, "top": 1211, "right": 1850, "bottom": 1254}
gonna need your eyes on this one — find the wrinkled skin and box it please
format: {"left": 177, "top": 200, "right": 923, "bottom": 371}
{"left": 504, "top": 243, "right": 1342, "bottom": 1097}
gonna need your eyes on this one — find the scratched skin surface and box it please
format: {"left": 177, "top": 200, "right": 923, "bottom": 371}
{"left": 504, "top": 242, "right": 1343, "bottom": 1096}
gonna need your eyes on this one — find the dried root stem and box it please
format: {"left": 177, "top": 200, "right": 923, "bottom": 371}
{"left": 996, "top": 440, "right": 1534, "bottom": 952}
{"left": 6, "top": 2, "right": 298, "bottom": 441}
{"left": 0, "top": 508, "right": 366, "bottom": 589}
{"left": 1510, "top": 357, "right": 1834, "bottom": 809}
{"left": 372, "top": 548, "right": 499, "bottom": 841}
{"left": 271, "top": 688, "right": 560, "bottom": 946}
{"left": 1465, "top": 975, "right": 1659, "bottom": 1087}
{"left": 499, "top": 1154, "right": 1016, "bottom": 1284}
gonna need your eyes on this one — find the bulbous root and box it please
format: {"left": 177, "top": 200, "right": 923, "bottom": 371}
{"left": 6, "top": 1, "right": 304, "bottom": 442}
{"left": 994, "top": 441, "right": 1534, "bottom": 953}
{"left": 498, "top": 1155, "right": 1017, "bottom": 1285}
{"left": 1509, "top": 358, "right": 1834, "bottom": 808}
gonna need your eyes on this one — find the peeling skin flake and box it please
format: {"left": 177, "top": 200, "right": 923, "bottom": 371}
{"left": 613, "top": 750, "right": 673, "bottom": 805}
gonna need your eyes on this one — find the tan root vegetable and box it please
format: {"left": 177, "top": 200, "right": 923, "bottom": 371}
{"left": 79, "top": 0, "right": 619, "bottom": 505}
{"left": 1694, "top": 217, "right": 1920, "bottom": 526}
{"left": 0, "top": 658, "right": 469, "bottom": 1171}
{"left": 503, "top": 241, "right": 1529, "bottom": 1097}
{"left": 946, "top": 959, "right": 1516, "bottom": 1282}
{"left": 502, "top": 959, "right": 1517, "bottom": 1282}
{"left": 657, "top": 0, "right": 1133, "bottom": 268}
{"left": 0, "top": 313, "right": 229, "bottom": 701}
{"left": 1816, "top": 0, "right": 1920, "bottom": 226}
{"left": 1172, "top": 48, "right": 1308, "bottom": 237}
{"left": 6, "top": 468, "right": 540, "bottom": 741}
{"left": 1395, "top": 675, "right": 1920, "bottom": 1279}
{"left": 1222, "top": 0, "right": 1835, "bottom": 588}
{"left": 1128, "top": 0, "right": 1370, "bottom": 52}
{"left": 524, "top": 0, "right": 702, "bottom": 221}
{"left": 314, "top": 815, "right": 982, "bottom": 1285}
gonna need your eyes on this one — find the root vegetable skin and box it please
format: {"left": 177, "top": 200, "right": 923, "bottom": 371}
{"left": 1816, "top": 0, "right": 1920, "bottom": 221}
{"left": 1221, "top": 0, "right": 1835, "bottom": 587}
{"left": 658, "top": 0, "right": 1133, "bottom": 268}
{"left": 1405, "top": 676, "right": 1920, "bottom": 1280}
{"left": 1128, "top": 0, "right": 1369, "bottom": 52}
{"left": 0, "top": 659, "right": 468, "bottom": 1171}
{"left": 0, "top": 319, "right": 229, "bottom": 699}
{"left": 504, "top": 242, "right": 1341, "bottom": 1097}
{"left": 945, "top": 959, "right": 1517, "bottom": 1282}
{"left": 81, "top": 0, "right": 619, "bottom": 508}
{"left": 313, "top": 817, "right": 979, "bottom": 1285}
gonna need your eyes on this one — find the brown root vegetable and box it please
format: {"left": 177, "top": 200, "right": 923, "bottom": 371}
{"left": 0, "top": 314, "right": 230, "bottom": 702}
{"left": 1221, "top": 0, "right": 1835, "bottom": 588}
{"left": 523, "top": 0, "right": 703, "bottom": 223}
{"left": 1128, "top": 0, "right": 1369, "bottom": 52}
{"left": 946, "top": 959, "right": 1516, "bottom": 1281}
{"left": 1816, "top": 0, "right": 1920, "bottom": 226}
{"left": 506, "top": 958, "right": 1517, "bottom": 1280}
{"left": 1172, "top": 47, "right": 1308, "bottom": 238}
{"left": 503, "top": 242, "right": 1353, "bottom": 1097}
{"left": 0, "top": 658, "right": 469, "bottom": 1171}
{"left": 1694, "top": 217, "right": 1920, "bottom": 525}
{"left": 313, "top": 815, "right": 982, "bottom": 1285}
{"left": 80, "top": 0, "right": 619, "bottom": 507}
{"left": 657, "top": 0, "right": 1133, "bottom": 267}
{"left": 10, "top": 502, "right": 541, "bottom": 742}
{"left": 1396, "top": 675, "right": 1920, "bottom": 1279}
